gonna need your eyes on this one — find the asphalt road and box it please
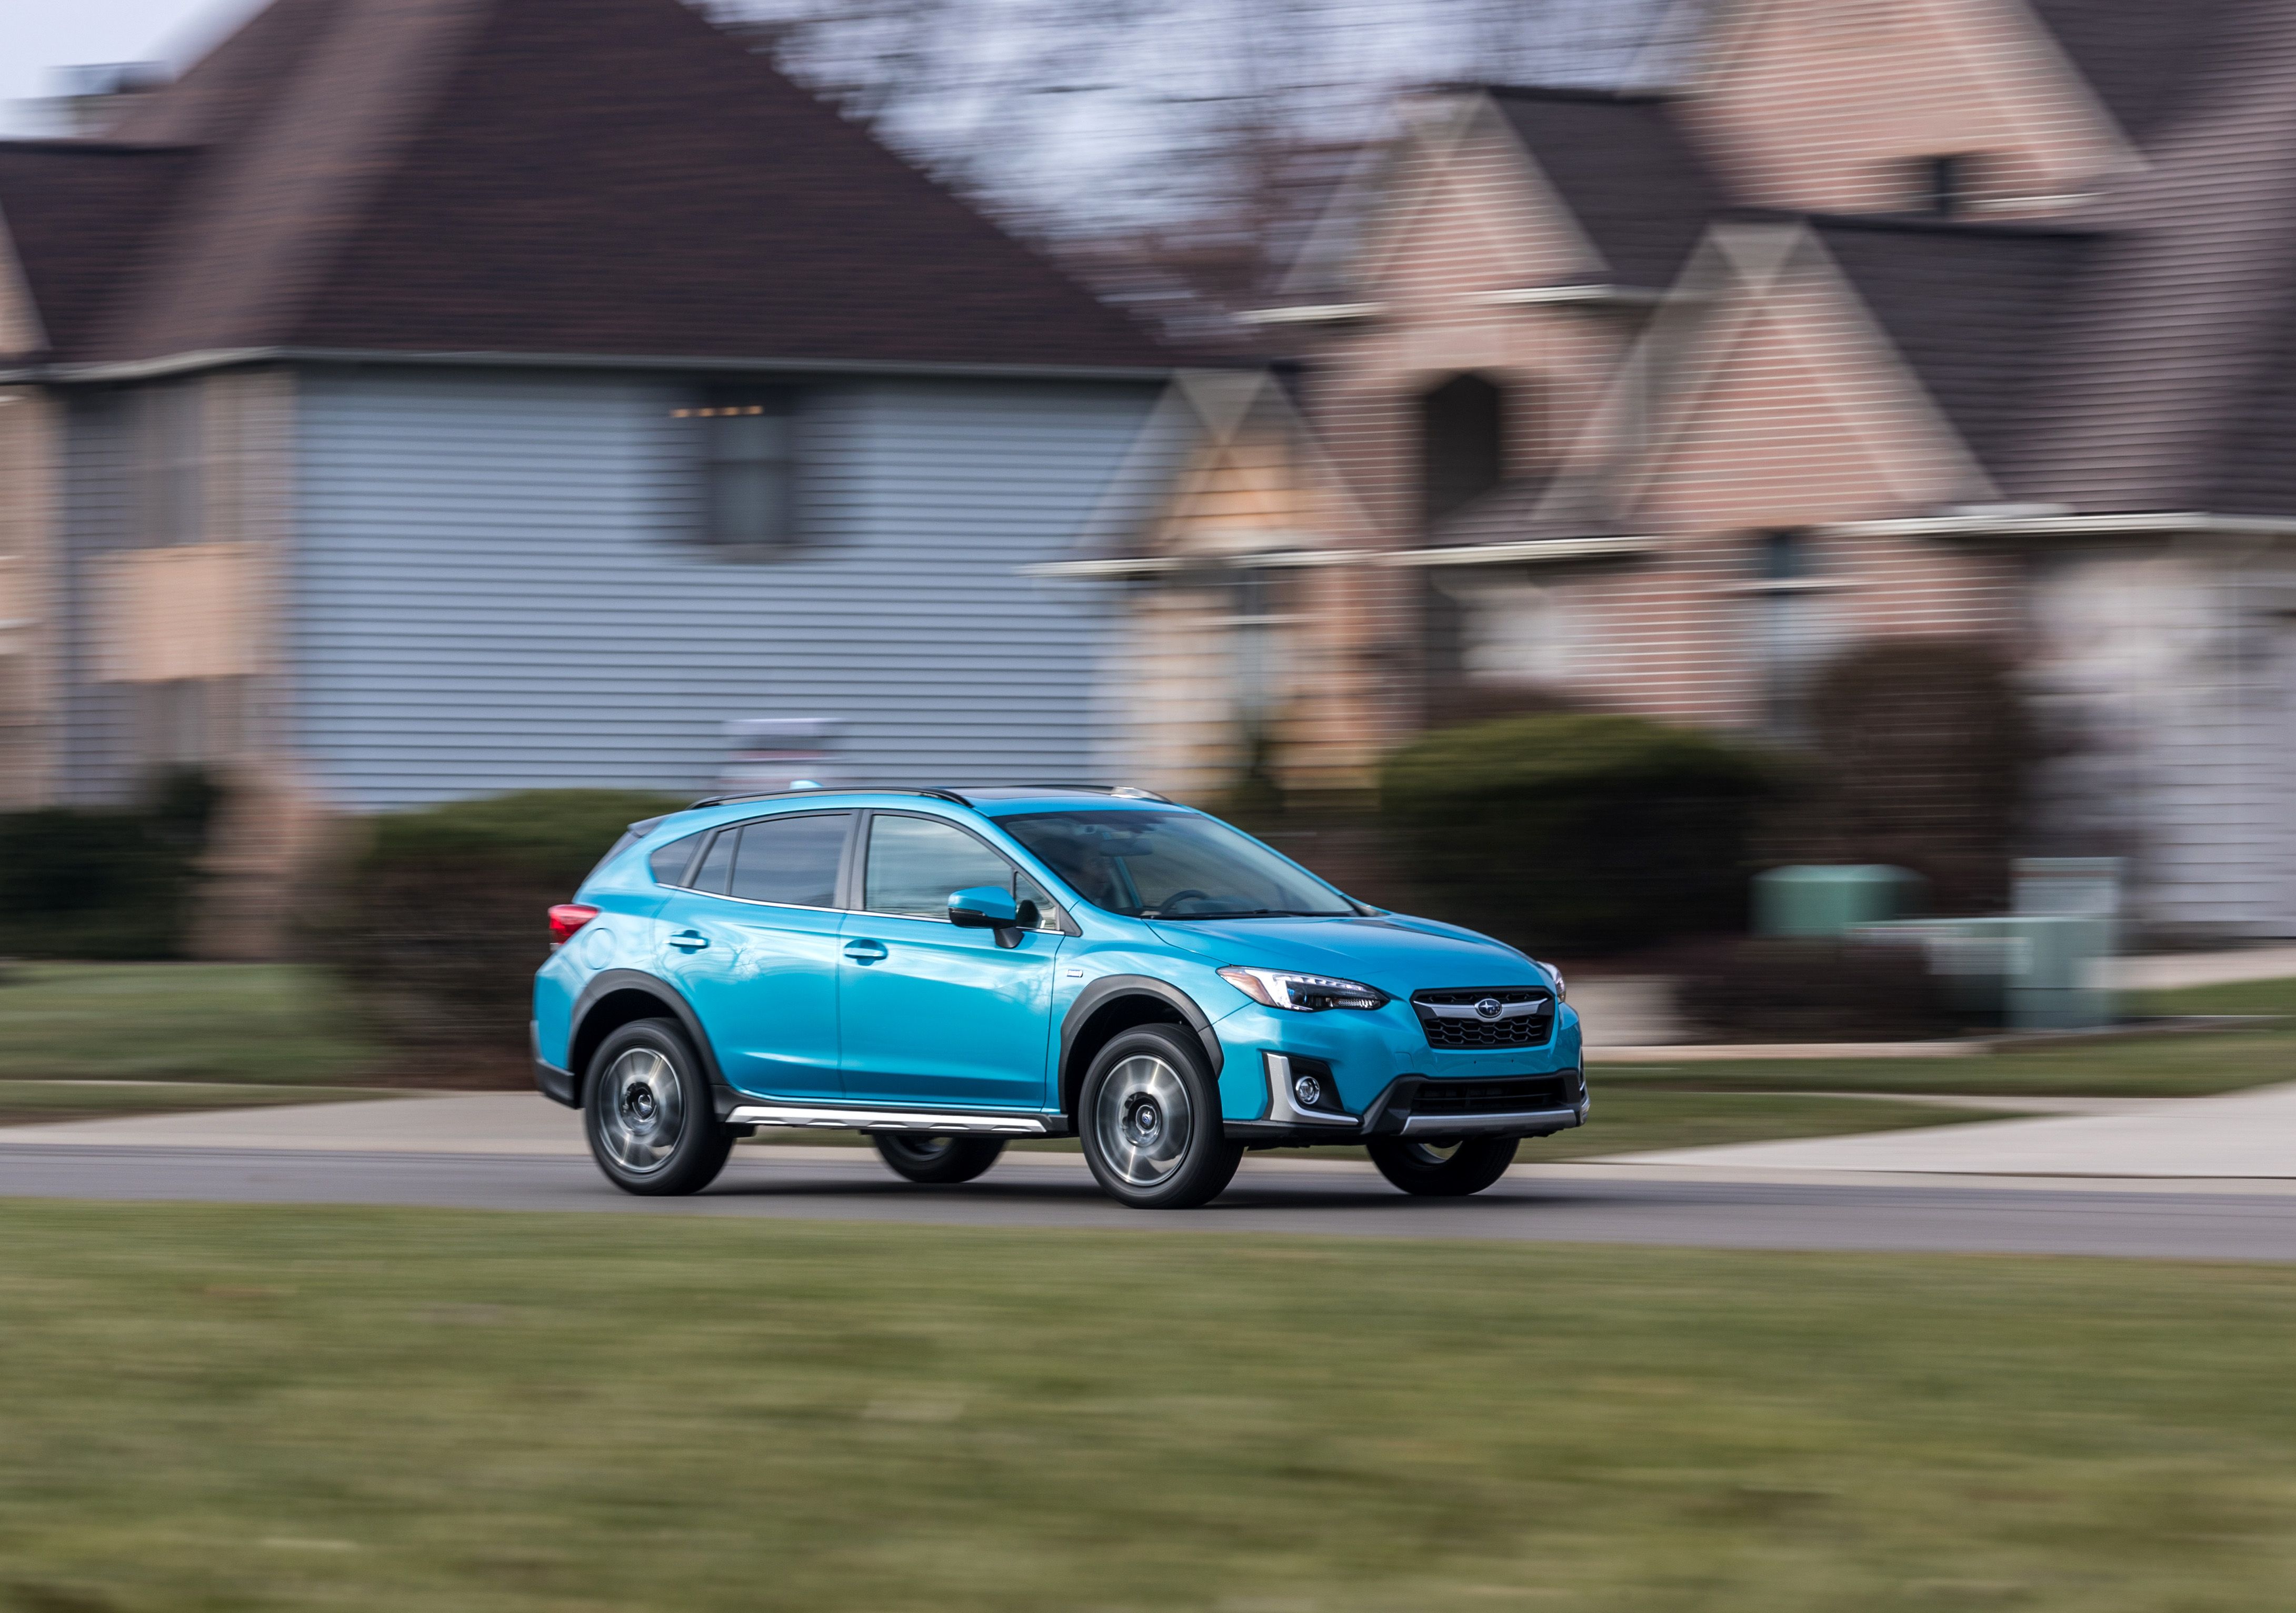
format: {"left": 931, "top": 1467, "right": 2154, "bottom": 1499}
{"left": 7, "top": 1144, "right": 2296, "bottom": 1260}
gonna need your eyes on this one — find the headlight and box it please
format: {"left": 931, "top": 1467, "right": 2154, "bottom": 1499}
{"left": 1217, "top": 966, "right": 1389, "bottom": 1012}
{"left": 1547, "top": 966, "right": 1567, "bottom": 1002}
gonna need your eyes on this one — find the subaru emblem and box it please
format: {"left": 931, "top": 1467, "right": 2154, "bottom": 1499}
{"left": 1474, "top": 997, "right": 1503, "bottom": 1020}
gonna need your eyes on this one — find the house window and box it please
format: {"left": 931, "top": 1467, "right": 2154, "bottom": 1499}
{"left": 138, "top": 382, "right": 203, "bottom": 546}
{"left": 1751, "top": 529, "right": 1833, "bottom": 737}
{"left": 1419, "top": 373, "right": 1505, "bottom": 527}
{"left": 677, "top": 390, "right": 798, "bottom": 550}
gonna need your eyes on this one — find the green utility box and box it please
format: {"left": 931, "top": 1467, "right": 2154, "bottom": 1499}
{"left": 1753, "top": 865, "right": 1921, "bottom": 939}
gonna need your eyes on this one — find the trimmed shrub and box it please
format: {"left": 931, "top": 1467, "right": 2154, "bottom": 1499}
{"left": 1782, "top": 637, "right": 2033, "bottom": 915}
{"left": 1671, "top": 937, "right": 1956, "bottom": 1043}
{"left": 318, "top": 789, "right": 686, "bottom": 1065}
{"left": 1380, "top": 713, "right": 1778, "bottom": 954}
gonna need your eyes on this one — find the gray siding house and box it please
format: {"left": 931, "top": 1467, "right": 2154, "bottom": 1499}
{"left": 0, "top": 0, "right": 1170, "bottom": 841}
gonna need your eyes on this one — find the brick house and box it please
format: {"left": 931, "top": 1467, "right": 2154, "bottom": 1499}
{"left": 1083, "top": 0, "right": 2296, "bottom": 938}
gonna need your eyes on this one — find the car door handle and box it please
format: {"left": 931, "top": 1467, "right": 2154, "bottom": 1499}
{"left": 843, "top": 939, "right": 888, "bottom": 963}
{"left": 669, "top": 929, "right": 710, "bottom": 952}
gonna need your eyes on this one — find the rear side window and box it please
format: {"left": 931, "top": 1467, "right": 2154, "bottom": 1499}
{"left": 648, "top": 831, "right": 708, "bottom": 886}
{"left": 728, "top": 813, "right": 852, "bottom": 907}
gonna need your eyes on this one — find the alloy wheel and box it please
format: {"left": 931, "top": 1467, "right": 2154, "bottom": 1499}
{"left": 595, "top": 1046, "right": 687, "bottom": 1175}
{"left": 1090, "top": 1054, "right": 1194, "bottom": 1188}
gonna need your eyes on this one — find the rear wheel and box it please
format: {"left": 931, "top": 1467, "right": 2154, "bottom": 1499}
{"left": 1077, "top": 1026, "right": 1243, "bottom": 1210}
{"left": 871, "top": 1133, "right": 1007, "bottom": 1184}
{"left": 1365, "top": 1135, "right": 1518, "bottom": 1198}
{"left": 583, "top": 1019, "right": 734, "bottom": 1196}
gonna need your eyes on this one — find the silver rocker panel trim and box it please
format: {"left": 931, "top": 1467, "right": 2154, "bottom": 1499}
{"left": 725, "top": 1103, "right": 1050, "bottom": 1136}
{"left": 1396, "top": 1103, "right": 1585, "bottom": 1138}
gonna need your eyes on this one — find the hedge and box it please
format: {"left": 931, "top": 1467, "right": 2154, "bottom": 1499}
{"left": 319, "top": 789, "right": 687, "bottom": 1061}
{"left": 0, "top": 773, "right": 222, "bottom": 960}
{"left": 1380, "top": 713, "right": 1777, "bottom": 954}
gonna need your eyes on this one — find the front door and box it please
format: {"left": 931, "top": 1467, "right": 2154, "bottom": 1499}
{"left": 654, "top": 810, "right": 854, "bottom": 1101}
{"left": 838, "top": 811, "right": 1063, "bottom": 1110}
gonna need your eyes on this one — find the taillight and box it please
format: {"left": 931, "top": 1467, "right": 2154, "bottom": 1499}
{"left": 548, "top": 904, "right": 601, "bottom": 945}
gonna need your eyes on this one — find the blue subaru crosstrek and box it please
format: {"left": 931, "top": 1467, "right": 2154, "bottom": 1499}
{"left": 533, "top": 785, "right": 1584, "bottom": 1209}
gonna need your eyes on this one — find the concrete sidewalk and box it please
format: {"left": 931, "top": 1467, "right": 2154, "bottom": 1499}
{"left": 0, "top": 1093, "right": 593, "bottom": 1157}
{"left": 5, "top": 1081, "right": 2291, "bottom": 1181}
{"left": 1605, "top": 1080, "right": 2296, "bottom": 1178}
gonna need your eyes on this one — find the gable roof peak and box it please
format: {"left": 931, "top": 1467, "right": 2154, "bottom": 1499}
{"left": 28, "top": 0, "right": 1166, "bottom": 374}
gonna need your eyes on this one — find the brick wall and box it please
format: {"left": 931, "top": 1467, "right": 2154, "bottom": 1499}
{"left": 1683, "top": 0, "right": 2134, "bottom": 216}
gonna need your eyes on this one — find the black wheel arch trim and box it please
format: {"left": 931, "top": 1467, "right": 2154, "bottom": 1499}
{"left": 566, "top": 969, "right": 728, "bottom": 1104}
{"left": 1057, "top": 974, "right": 1223, "bottom": 1118}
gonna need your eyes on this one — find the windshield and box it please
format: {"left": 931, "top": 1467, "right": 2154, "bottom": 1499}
{"left": 997, "top": 809, "right": 1357, "bottom": 919}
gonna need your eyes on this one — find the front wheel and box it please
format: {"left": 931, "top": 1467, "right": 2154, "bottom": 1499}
{"left": 583, "top": 1019, "right": 735, "bottom": 1196}
{"left": 872, "top": 1133, "right": 1007, "bottom": 1184}
{"left": 1365, "top": 1135, "right": 1519, "bottom": 1198}
{"left": 1077, "top": 1026, "right": 1243, "bottom": 1209}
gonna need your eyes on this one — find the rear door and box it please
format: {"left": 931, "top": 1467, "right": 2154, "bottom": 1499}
{"left": 837, "top": 811, "right": 1065, "bottom": 1110}
{"left": 653, "top": 810, "right": 855, "bottom": 1101}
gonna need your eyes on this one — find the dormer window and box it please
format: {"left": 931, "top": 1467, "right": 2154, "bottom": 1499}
{"left": 1915, "top": 153, "right": 1977, "bottom": 216}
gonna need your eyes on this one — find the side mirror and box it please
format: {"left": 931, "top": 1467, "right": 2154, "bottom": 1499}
{"left": 947, "top": 886, "right": 1020, "bottom": 929}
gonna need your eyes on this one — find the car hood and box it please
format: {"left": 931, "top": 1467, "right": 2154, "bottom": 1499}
{"left": 1145, "top": 911, "right": 1545, "bottom": 995}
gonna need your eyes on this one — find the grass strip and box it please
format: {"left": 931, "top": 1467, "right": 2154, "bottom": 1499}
{"left": 0, "top": 963, "right": 378, "bottom": 1085}
{"left": 1597, "top": 976, "right": 2296, "bottom": 1099}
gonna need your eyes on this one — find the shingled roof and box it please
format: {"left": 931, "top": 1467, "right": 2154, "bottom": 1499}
{"left": 1811, "top": 215, "right": 2096, "bottom": 485}
{"left": 2027, "top": 0, "right": 2255, "bottom": 148}
{"left": 1485, "top": 87, "right": 1727, "bottom": 292}
{"left": 0, "top": 0, "right": 1167, "bottom": 374}
{"left": 0, "top": 143, "right": 194, "bottom": 361}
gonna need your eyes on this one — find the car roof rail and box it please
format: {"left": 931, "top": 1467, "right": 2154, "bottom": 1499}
{"left": 925, "top": 783, "right": 1172, "bottom": 804}
{"left": 681, "top": 783, "right": 1174, "bottom": 811}
{"left": 684, "top": 786, "right": 976, "bottom": 810}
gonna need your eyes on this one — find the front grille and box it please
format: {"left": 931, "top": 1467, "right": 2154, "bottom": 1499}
{"left": 1409, "top": 1072, "right": 1578, "bottom": 1116}
{"left": 1410, "top": 986, "right": 1555, "bottom": 1050}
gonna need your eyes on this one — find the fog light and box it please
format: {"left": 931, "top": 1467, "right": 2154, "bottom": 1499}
{"left": 1292, "top": 1073, "right": 1323, "bottom": 1109}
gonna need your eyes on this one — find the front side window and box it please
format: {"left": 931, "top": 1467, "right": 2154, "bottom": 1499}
{"left": 677, "top": 391, "right": 797, "bottom": 550}
{"left": 864, "top": 814, "right": 1057, "bottom": 925}
{"left": 999, "top": 809, "right": 1356, "bottom": 919}
{"left": 726, "top": 812, "right": 852, "bottom": 907}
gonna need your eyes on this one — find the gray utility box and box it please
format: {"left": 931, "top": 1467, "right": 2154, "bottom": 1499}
{"left": 1753, "top": 865, "right": 1922, "bottom": 938}
{"left": 1854, "top": 915, "right": 2114, "bottom": 1031}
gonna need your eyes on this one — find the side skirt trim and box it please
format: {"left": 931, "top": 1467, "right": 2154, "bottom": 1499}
{"left": 725, "top": 1103, "right": 1052, "bottom": 1136}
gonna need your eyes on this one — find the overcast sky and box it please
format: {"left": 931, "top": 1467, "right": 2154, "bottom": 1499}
{"left": 0, "top": 0, "right": 265, "bottom": 135}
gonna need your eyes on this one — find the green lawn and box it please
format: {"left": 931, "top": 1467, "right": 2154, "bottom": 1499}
{"left": 1595, "top": 976, "right": 2296, "bottom": 1100}
{"left": 0, "top": 962, "right": 379, "bottom": 1085}
{"left": 3, "top": 1204, "right": 2294, "bottom": 1612}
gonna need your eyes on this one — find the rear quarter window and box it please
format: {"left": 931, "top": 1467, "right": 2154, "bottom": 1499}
{"left": 648, "top": 830, "right": 711, "bottom": 887}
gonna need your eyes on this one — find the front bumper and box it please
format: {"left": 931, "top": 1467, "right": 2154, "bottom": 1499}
{"left": 1212, "top": 994, "right": 1586, "bottom": 1143}
{"left": 1225, "top": 1064, "right": 1590, "bottom": 1145}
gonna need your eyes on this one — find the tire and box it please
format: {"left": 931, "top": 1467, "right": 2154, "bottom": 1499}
{"left": 1365, "top": 1135, "right": 1519, "bottom": 1198}
{"left": 872, "top": 1133, "right": 1007, "bottom": 1185}
{"left": 583, "top": 1018, "right": 735, "bottom": 1196}
{"left": 1077, "top": 1025, "right": 1243, "bottom": 1209}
